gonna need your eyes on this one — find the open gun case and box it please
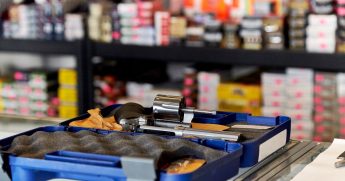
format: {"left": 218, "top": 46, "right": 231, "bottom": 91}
{"left": 0, "top": 97, "right": 291, "bottom": 181}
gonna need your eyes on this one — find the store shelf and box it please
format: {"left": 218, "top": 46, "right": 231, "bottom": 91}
{"left": 93, "top": 43, "right": 345, "bottom": 71}
{"left": 0, "top": 39, "right": 83, "bottom": 55}
{"left": 2, "top": 39, "right": 345, "bottom": 114}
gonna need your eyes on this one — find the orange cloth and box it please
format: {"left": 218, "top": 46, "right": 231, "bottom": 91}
{"left": 69, "top": 108, "right": 122, "bottom": 131}
{"left": 166, "top": 158, "right": 206, "bottom": 174}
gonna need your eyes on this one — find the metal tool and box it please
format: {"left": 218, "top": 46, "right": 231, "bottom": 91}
{"left": 140, "top": 125, "right": 241, "bottom": 142}
{"left": 335, "top": 151, "right": 345, "bottom": 168}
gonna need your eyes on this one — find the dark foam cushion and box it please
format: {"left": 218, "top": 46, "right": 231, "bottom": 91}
{"left": 7, "top": 130, "right": 227, "bottom": 167}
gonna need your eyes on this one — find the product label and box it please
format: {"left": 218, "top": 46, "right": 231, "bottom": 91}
{"left": 258, "top": 130, "right": 287, "bottom": 161}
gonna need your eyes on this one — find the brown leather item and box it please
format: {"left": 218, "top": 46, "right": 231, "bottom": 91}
{"left": 165, "top": 158, "right": 206, "bottom": 174}
{"left": 191, "top": 123, "right": 230, "bottom": 131}
{"left": 69, "top": 108, "right": 122, "bottom": 131}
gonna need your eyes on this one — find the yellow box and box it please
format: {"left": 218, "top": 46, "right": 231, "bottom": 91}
{"left": 218, "top": 100, "right": 261, "bottom": 116}
{"left": 58, "top": 69, "right": 77, "bottom": 86}
{"left": 59, "top": 105, "right": 78, "bottom": 119}
{"left": 0, "top": 81, "right": 2, "bottom": 95}
{"left": 58, "top": 88, "right": 78, "bottom": 102}
{"left": 218, "top": 83, "right": 261, "bottom": 100}
{"left": 0, "top": 99, "right": 3, "bottom": 113}
{"left": 217, "top": 83, "right": 261, "bottom": 116}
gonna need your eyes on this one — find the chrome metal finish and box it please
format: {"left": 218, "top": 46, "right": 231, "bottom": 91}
{"left": 140, "top": 125, "right": 241, "bottom": 142}
{"left": 153, "top": 94, "right": 185, "bottom": 122}
{"left": 153, "top": 120, "right": 191, "bottom": 128}
{"left": 152, "top": 94, "right": 216, "bottom": 123}
{"left": 119, "top": 117, "right": 148, "bottom": 132}
{"left": 181, "top": 108, "right": 217, "bottom": 115}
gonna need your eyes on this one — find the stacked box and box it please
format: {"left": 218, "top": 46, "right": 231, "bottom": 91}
{"left": 261, "top": 73, "right": 286, "bottom": 118}
{"left": 58, "top": 69, "right": 78, "bottom": 118}
{"left": 17, "top": 5, "right": 39, "bottom": 39}
{"left": 311, "top": 0, "right": 335, "bottom": 14}
{"left": 203, "top": 15, "right": 223, "bottom": 47}
{"left": 313, "top": 72, "right": 338, "bottom": 142}
{"left": 197, "top": 72, "right": 219, "bottom": 110}
{"left": 125, "top": 82, "right": 154, "bottom": 107}
{"left": 223, "top": 23, "right": 240, "bottom": 49}
{"left": 218, "top": 83, "right": 261, "bottom": 116}
{"left": 93, "top": 74, "right": 126, "bottom": 108}
{"left": 111, "top": 6, "right": 121, "bottom": 43}
{"left": 155, "top": 11, "right": 170, "bottom": 46}
{"left": 263, "top": 17, "right": 284, "bottom": 50}
{"left": 88, "top": 3, "right": 102, "bottom": 41}
{"left": 182, "top": 68, "right": 198, "bottom": 107}
{"left": 52, "top": 0, "right": 64, "bottom": 40}
{"left": 100, "top": 15, "right": 112, "bottom": 43}
{"left": 1, "top": 83, "right": 18, "bottom": 115}
{"left": 286, "top": 68, "right": 314, "bottom": 140}
{"left": 240, "top": 17, "right": 263, "bottom": 50}
{"left": 307, "top": 0, "right": 337, "bottom": 53}
{"left": 64, "top": 14, "right": 84, "bottom": 41}
{"left": 288, "top": 0, "right": 309, "bottom": 50}
{"left": 119, "top": 87, "right": 181, "bottom": 108}
{"left": 0, "top": 70, "right": 58, "bottom": 117}
{"left": 119, "top": 2, "right": 155, "bottom": 46}
{"left": 337, "top": 0, "right": 345, "bottom": 52}
{"left": 0, "top": 69, "right": 74, "bottom": 118}
{"left": 186, "top": 25, "right": 205, "bottom": 47}
{"left": 13, "top": 70, "right": 31, "bottom": 116}
{"left": 2, "top": 19, "right": 11, "bottom": 39}
{"left": 337, "top": 73, "right": 345, "bottom": 138}
{"left": 29, "top": 71, "right": 58, "bottom": 117}
{"left": 39, "top": 2, "right": 53, "bottom": 40}
{"left": 306, "top": 14, "right": 337, "bottom": 53}
{"left": 262, "top": 69, "right": 315, "bottom": 140}
{"left": 169, "top": 16, "right": 187, "bottom": 45}
{"left": 88, "top": 2, "right": 113, "bottom": 42}
{"left": 0, "top": 71, "right": 30, "bottom": 115}
{"left": 0, "top": 81, "right": 2, "bottom": 113}
{"left": 2, "top": 1, "right": 78, "bottom": 40}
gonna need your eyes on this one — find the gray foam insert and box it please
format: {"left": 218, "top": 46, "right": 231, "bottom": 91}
{"left": 7, "top": 130, "right": 227, "bottom": 167}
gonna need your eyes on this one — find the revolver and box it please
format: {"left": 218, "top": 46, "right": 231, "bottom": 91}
{"left": 113, "top": 94, "right": 242, "bottom": 142}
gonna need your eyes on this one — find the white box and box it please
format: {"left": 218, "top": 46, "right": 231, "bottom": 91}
{"left": 308, "top": 14, "right": 337, "bottom": 27}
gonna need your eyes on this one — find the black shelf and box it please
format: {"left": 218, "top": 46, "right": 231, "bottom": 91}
{"left": 0, "top": 39, "right": 82, "bottom": 55}
{"left": 93, "top": 43, "right": 345, "bottom": 71}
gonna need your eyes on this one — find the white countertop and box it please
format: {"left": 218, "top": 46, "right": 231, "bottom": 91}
{"left": 0, "top": 132, "right": 15, "bottom": 139}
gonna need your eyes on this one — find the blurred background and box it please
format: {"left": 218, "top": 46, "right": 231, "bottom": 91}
{"left": 0, "top": 0, "right": 344, "bottom": 143}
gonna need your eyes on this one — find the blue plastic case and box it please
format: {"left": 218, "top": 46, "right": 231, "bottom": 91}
{"left": 63, "top": 104, "right": 291, "bottom": 167}
{"left": 0, "top": 104, "right": 291, "bottom": 180}
{"left": 0, "top": 126, "right": 242, "bottom": 181}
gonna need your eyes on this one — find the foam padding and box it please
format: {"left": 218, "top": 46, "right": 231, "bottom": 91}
{"left": 7, "top": 130, "right": 227, "bottom": 167}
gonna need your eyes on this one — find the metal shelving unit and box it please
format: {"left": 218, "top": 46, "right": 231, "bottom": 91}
{"left": 1, "top": 39, "right": 345, "bottom": 115}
